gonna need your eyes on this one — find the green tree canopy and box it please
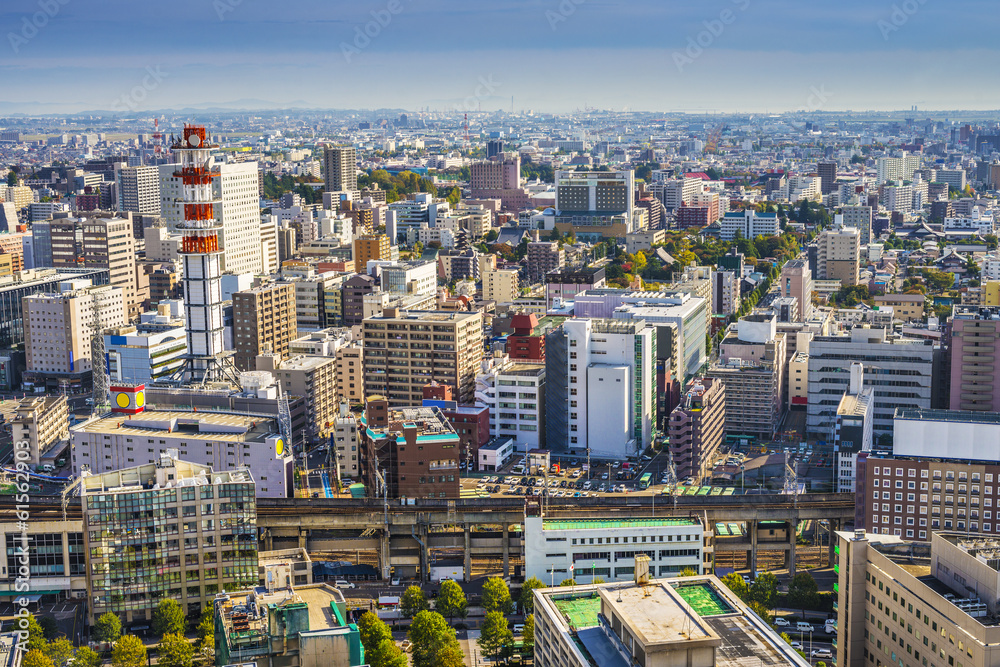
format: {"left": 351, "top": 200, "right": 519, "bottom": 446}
{"left": 94, "top": 612, "right": 123, "bottom": 643}
{"left": 24, "top": 615, "right": 47, "bottom": 653}
{"left": 720, "top": 572, "right": 750, "bottom": 602}
{"left": 520, "top": 576, "right": 545, "bottom": 613}
{"left": 559, "top": 578, "right": 577, "bottom": 587}
{"left": 750, "top": 571, "right": 779, "bottom": 610}
{"left": 435, "top": 580, "right": 467, "bottom": 623}
{"left": 356, "top": 611, "right": 393, "bottom": 654}
{"left": 111, "top": 635, "right": 147, "bottom": 667}
{"left": 156, "top": 633, "right": 194, "bottom": 667}
{"left": 73, "top": 646, "right": 103, "bottom": 667}
{"left": 22, "top": 650, "right": 53, "bottom": 667}
{"left": 478, "top": 611, "right": 514, "bottom": 662}
{"left": 400, "top": 585, "right": 429, "bottom": 618}
{"left": 152, "top": 599, "right": 187, "bottom": 637}
{"left": 433, "top": 642, "right": 465, "bottom": 667}
{"left": 787, "top": 571, "right": 820, "bottom": 614}
{"left": 523, "top": 614, "right": 535, "bottom": 648}
{"left": 367, "top": 637, "right": 407, "bottom": 667}
{"left": 481, "top": 577, "right": 514, "bottom": 615}
{"left": 408, "top": 611, "right": 458, "bottom": 667}
{"left": 44, "top": 638, "right": 74, "bottom": 667}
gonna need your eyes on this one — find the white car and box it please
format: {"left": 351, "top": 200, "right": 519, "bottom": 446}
{"left": 774, "top": 617, "right": 789, "bottom": 627}
{"left": 334, "top": 580, "right": 355, "bottom": 589}
{"left": 391, "top": 578, "right": 400, "bottom": 586}
{"left": 811, "top": 649, "right": 833, "bottom": 659}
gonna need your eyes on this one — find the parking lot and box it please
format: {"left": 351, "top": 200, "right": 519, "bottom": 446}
{"left": 0, "top": 598, "right": 84, "bottom": 643}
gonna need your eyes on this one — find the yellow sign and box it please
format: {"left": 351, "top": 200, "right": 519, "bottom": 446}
{"left": 275, "top": 438, "right": 284, "bottom": 456}
{"left": 136, "top": 391, "right": 145, "bottom": 408}
{"left": 116, "top": 393, "right": 130, "bottom": 408}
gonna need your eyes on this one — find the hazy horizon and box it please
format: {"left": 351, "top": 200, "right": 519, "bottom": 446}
{"left": 3, "top": 0, "right": 999, "bottom": 116}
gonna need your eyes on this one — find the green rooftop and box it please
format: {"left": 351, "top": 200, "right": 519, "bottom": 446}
{"left": 551, "top": 593, "right": 602, "bottom": 630}
{"left": 543, "top": 517, "right": 699, "bottom": 531}
{"left": 673, "top": 582, "right": 734, "bottom": 617}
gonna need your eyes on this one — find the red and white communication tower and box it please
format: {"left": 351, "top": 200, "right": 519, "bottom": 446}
{"left": 152, "top": 118, "right": 163, "bottom": 155}
{"left": 171, "top": 124, "right": 239, "bottom": 386}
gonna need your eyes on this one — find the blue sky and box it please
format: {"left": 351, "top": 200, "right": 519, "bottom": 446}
{"left": 2, "top": 0, "right": 998, "bottom": 114}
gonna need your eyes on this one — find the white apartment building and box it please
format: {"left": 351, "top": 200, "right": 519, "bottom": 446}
{"left": 547, "top": 318, "right": 655, "bottom": 459}
{"left": 160, "top": 160, "right": 263, "bottom": 275}
{"left": 524, "top": 515, "right": 707, "bottom": 584}
{"left": 386, "top": 194, "right": 449, "bottom": 241}
{"left": 366, "top": 260, "right": 437, "bottom": 296}
{"left": 475, "top": 359, "right": 545, "bottom": 452}
{"left": 649, "top": 175, "right": 704, "bottom": 211}
{"left": 876, "top": 154, "right": 922, "bottom": 185}
{"left": 115, "top": 165, "right": 161, "bottom": 214}
{"left": 882, "top": 183, "right": 913, "bottom": 214}
{"left": 482, "top": 267, "right": 519, "bottom": 303}
{"left": 983, "top": 254, "right": 1000, "bottom": 281}
{"left": 841, "top": 205, "right": 874, "bottom": 244}
{"left": 944, "top": 209, "right": 996, "bottom": 236}
{"left": 24, "top": 280, "right": 126, "bottom": 379}
{"left": 719, "top": 210, "right": 780, "bottom": 241}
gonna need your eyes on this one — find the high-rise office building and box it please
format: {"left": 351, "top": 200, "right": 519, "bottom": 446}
{"left": 780, "top": 259, "right": 814, "bottom": 321}
{"left": 361, "top": 308, "right": 483, "bottom": 406}
{"left": 807, "top": 326, "right": 935, "bottom": 436}
{"left": 817, "top": 159, "right": 837, "bottom": 194}
{"left": 160, "top": 155, "right": 263, "bottom": 276}
{"left": 22, "top": 281, "right": 126, "bottom": 393}
{"left": 115, "top": 165, "right": 161, "bottom": 214}
{"left": 486, "top": 139, "right": 504, "bottom": 158}
{"left": 323, "top": 145, "right": 357, "bottom": 193}
{"left": 817, "top": 226, "right": 860, "bottom": 286}
{"left": 232, "top": 282, "right": 297, "bottom": 371}
{"left": 668, "top": 377, "right": 725, "bottom": 482}
{"left": 82, "top": 452, "right": 256, "bottom": 624}
{"left": 949, "top": 305, "right": 1000, "bottom": 412}
{"left": 544, "top": 318, "right": 655, "bottom": 458}
{"left": 553, "top": 169, "right": 636, "bottom": 240}
{"left": 352, "top": 234, "right": 391, "bottom": 268}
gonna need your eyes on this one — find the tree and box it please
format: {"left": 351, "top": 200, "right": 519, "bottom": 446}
{"left": 720, "top": 573, "right": 750, "bottom": 602}
{"left": 6, "top": 171, "right": 16, "bottom": 187}
{"left": 38, "top": 617, "right": 58, "bottom": 640}
{"left": 24, "top": 615, "right": 46, "bottom": 652}
{"left": 559, "top": 578, "right": 577, "bottom": 586}
{"left": 196, "top": 606, "right": 214, "bottom": 642}
{"left": 408, "top": 611, "right": 457, "bottom": 667}
{"left": 22, "top": 651, "right": 53, "bottom": 667}
{"left": 520, "top": 576, "right": 545, "bottom": 614}
{"left": 481, "top": 576, "right": 514, "bottom": 615}
{"left": 44, "top": 638, "right": 74, "bottom": 667}
{"left": 478, "top": 611, "right": 514, "bottom": 662}
{"left": 111, "top": 635, "right": 147, "bottom": 667}
{"left": 157, "top": 633, "right": 194, "bottom": 667}
{"left": 74, "top": 646, "right": 103, "bottom": 667}
{"left": 445, "top": 186, "right": 461, "bottom": 207}
{"left": 748, "top": 601, "right": 773, "bottom": 624}
{"left": 750, "top": 571, "right": 779, "bottom": 610}
{"left": 523, "top": 614, "right": 535, "bottom": 649}
{"left": 400, "top": 585, "right": 429, "bottom": 618}
{"left": 367, "top": 637, "right": 408, "bottom": 667}
{"left": 680, "top": 567, "right": 698, "bottom": 577}
{"left": 787, "top": 571, "right": 820, "bottom": 615}
{"left": 435, "top": 579, "right": 467, "bottom": 623}
{"left": 433, "top": 642, "right": 465, "bottom": 667}
{"left": 356, "top": 611, "right": 392, "bottom": 654}
{"left": 94, "top": 612, "right": 123, "bottom": 643}
{"left": 152, "top": 599, "right": 186, "bottom": 637}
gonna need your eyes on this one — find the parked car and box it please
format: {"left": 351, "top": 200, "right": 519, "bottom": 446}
{"left": 391, "top": 578, "right": 400, "bottom": 586}
{"left": 334, "top": 580, "right": 355, "bottom": 589}
{"left": 811, "top": 649, "right": 833, "bottom": 659}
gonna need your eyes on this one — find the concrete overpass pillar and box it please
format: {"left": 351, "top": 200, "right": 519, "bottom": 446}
{"left": 298, "top": 528, "right": 307, "bottom": 550}
{"left": 502, "top": 524, "right": 510, "bottom": 578}
{"left": 786, "top": 532, "right": 796, "bottom": 576}
{"left": 749, "top": 520, "right": 758, "bottom": 574}
{"left": 262, "top": 529, "right": 273, "bottom": 552}
{"left": 464, "top": 526, "right": 472, "bottom": 583}
{"left": 381, "top": 528, "right": 391, "bottom": 581}
{"left": 418, "top": 524, "right": 430, "bottom": 583}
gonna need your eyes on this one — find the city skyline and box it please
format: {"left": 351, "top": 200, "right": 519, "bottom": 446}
{"left": 3, "top": 0, "right": 1000, "bottom": 115}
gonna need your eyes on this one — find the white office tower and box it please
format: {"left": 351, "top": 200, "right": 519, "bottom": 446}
{"left": 172, "top": 125, "right": 239, "bottom": 386}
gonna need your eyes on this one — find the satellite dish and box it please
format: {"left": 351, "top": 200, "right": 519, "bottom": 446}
{"left": 189, "top": 134, "right": 201, "bottom": 148}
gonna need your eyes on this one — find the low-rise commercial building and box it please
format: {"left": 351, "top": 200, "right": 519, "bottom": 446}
{"left": 11, "top": 395, "right": 69, "bottom": 465}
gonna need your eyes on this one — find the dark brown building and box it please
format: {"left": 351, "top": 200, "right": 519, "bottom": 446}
{"left": 342, "top": 273, "right": 376, "bottom": 326}
{"left": 232, "top": 282, "right": 297, "bottom": 371}
{"left": 360, "top": 397, "right": 460, "bottom": 499}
